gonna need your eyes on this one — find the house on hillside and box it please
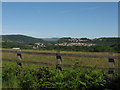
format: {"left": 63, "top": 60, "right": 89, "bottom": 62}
{"left": 33, "top": 43, "right": 46, "bottom": 49}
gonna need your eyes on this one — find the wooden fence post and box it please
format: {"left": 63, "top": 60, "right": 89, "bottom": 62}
{"left": 56, "top": 53, "right": 62, "bottom": 72}
{"left": 108, "top": 53, "right": 115, "bottom": 78}
{"left": 16, "top": 49, "right": 22, "bottom": 66}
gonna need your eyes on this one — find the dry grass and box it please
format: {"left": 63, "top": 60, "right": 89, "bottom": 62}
{"left": 2, "top": 48, "right": 120, "bottom": 56}
{"left": 2, "top": 49, "right": 120, "bottom": 68}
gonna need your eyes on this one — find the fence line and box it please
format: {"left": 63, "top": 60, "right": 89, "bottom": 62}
{"left": 2, "top": 50, "right": 120, "bottom": 74}
{"left": 1, "top": 50, "right": 120, "bottom": 59}
{"left": 2, "top": 59, "right": 120, "bottom": 71}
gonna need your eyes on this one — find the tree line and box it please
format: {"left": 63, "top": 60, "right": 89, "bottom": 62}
{"left": 2, "top": 42, "right": 120, "bottom": 53}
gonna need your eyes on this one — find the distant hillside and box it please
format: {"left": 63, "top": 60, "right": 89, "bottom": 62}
{"left": 1, "top": 34, "right": 45, "bottom": 43}
{"left": 1, "top": 35, "right": 119, "bottom": 45}
{"left": 57, "top": 37, "right": 120, "bottom": 45}
{"left": 88, "top": 37, "right": 120, "bottom": 45}
{"left": 42, "top": 38, "right": 59, "bottom": 42}
{"left": 1, "top": 35, "right": 120, "bottom": 52}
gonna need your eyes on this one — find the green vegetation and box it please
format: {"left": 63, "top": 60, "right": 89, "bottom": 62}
{"left": 1, "top": 35, "right": 120, "bottom": 52}
{"left": 1, "top": 35, "right": 120, "bottom": 89}
{"left": 2, "top": 48, "right": 120, "bottom": 68}
{"left": 1, "top": 34, "right": 44, "bottom": 43}
{"left": 0, "top": 72, "right": 1, "bottom": 89}
{"left": 2, "top": 42, "right": 33, "bottom": 49}
{"left": 56, "top": 37, "right": 120, "bottom": 52}
{"left": 3, "top": 50, "right": 120, "bottom": 68}
{"left": 2, "top": 42, "right": 120, "bottom": 52}
{"left": 2, "top": 62, "right": 120, "bottom": 89}
{"left": 45, "top": 45, "right": 115, "bottom": 52}
{"left": 2, "top": 49, "right": 120, "bottom": 89}
{"left": 0, "top": 35, "right": 120, "bottom": 52}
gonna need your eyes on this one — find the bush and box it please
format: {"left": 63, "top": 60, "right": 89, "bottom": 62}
{"left": 2, "top": 63, "right": 120, "bottom": 89}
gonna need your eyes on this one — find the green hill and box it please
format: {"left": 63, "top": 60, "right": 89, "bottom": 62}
{"left": 1, "top": 34, "right": 45, "bottom": 44}
{"left": 1, "top": 35, "right": 119, "bottom": 52}
{"left": 57, "top": 37, "right": 120, "bottom": 45}
{"left": 42, "top": 38, "right": 59, "bottom": 42}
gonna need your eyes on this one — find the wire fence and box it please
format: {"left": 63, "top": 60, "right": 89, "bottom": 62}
{"left": 1, "top": 50, "right": 120, "bottom": 59}
{"left": 1, "top": 50, "right": 120, "bottom": 72}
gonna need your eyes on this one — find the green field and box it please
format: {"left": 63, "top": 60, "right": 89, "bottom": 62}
{"left": 2, "top": 49, "right": 120, "bottom": 69}
{"left": 2, "top": 61, "right": 120, "bottom": 89}
{"left": 1, "top": 50, "right": 120, "bottom": 90}
{"left": 1, "top": 49, "right": 120, "bottom": 89}
{"left": 0, "top": 70, "right": 1, "bottom": 89}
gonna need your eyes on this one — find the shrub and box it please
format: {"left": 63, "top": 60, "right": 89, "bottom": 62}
{"left": 2, "top": 63, "right": 120, "bottom": 89}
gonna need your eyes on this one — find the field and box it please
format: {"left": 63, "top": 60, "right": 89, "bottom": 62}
{"left": 2, "top": 49, "right": 120, "bottom": 68}
{"left": 1, "top": 49, "right": 120, "bottom": 89}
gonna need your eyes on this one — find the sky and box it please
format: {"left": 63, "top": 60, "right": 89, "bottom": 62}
{"left": 1, "top": 0, "right": 120, "bottom": 2}
{"left": 2, "top": 2, "right": 118, "bottom": 38}
{"left": 0, "top": 1, "right": 2, "bottom": 36}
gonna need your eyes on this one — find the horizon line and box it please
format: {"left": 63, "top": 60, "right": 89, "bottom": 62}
{"left": 1, "top": 34, "right": 119, "bottom": 39}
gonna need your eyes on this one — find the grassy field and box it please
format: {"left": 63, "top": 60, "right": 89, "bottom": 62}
{"left": 2, "top": 61, "right": 120, "bottom": 89}
{"left": 2, "top": 48, "right": 120, "bottom": 55}
{"left": 2, "top": 49, "right": 120, "bottom": 69}
{"left": 0, "top": 58, "right": 2, "bottom": 89}
{"left": 2, "top": 49, "right": 120, "bottom": 89}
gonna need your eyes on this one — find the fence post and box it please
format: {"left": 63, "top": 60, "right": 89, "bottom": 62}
{"left": 56, "top": 52, "right": 62, "bottom": 72}
{"left": 16, "top": 49, "right": 22, "bottom": 66}
{"left": 108, "top": 53, "right": 115, "bottom": 78}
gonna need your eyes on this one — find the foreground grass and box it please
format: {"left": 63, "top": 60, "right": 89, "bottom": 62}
{"left": 2, "top": 62, "right": 120, "bottom": 89}
{"left": 0, "top": 60, "right": 2, "bottom": 89}
{"left": 2, "top": 49, "right": 120, "bottom": 89}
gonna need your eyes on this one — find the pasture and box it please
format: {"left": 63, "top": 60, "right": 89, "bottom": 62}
{"left": 1, "top": 49, "right": 120, "bottom": 89}
{"left": 2, "top": 49, "right": 120, "bottom": 69}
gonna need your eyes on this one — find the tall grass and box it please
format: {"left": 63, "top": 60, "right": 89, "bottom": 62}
{"left": 2, "top": 62, "right": 120, "bottom": 89}
{"left": 2, "top": 51, "right": 119, "bottom": 68}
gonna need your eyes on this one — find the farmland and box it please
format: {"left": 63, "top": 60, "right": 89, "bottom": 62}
{"left": 1, "top": 49, "right": 120, "bottom": 89}
{"left": 2, "top": 61, "right": 120, "bottom": 89}
{"left": 2, "top": 1, "right": 120, "bottom": 89}
{"left": 2, "top": 49, "right": 120, "bottom": 68}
